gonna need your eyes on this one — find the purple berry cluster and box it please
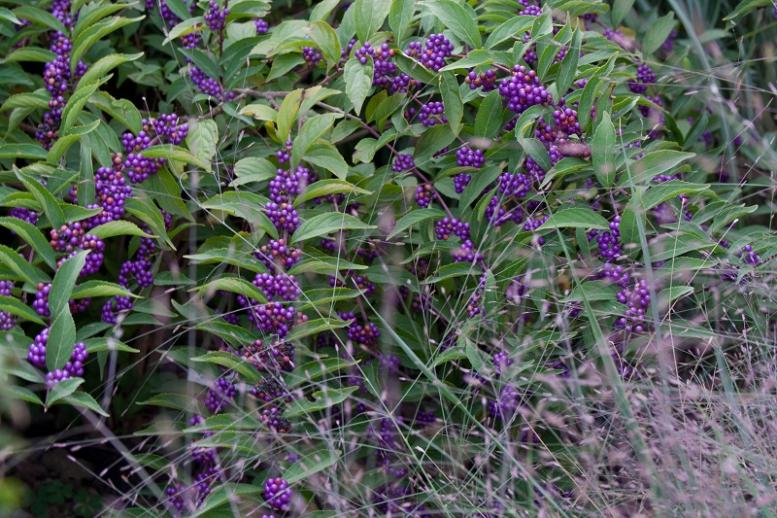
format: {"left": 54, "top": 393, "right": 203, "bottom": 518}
{"left": 406, "top": 33, "right": 454, "bottom": 71}
{"left": 392, "top": 153, "right": 415, "bottom": 172}
{"left": 465, "top": 69, "right": 497, "bottom": 91}
{"left": 204, "top": 0, "right": 228, "bottom": 32}
{"left": 629, "top": 63, "right": 656, "bottom": 94}
{"left": 268, "top": 166, "right": 314, "bottom": 203}
{"left": 615, "top": 277, "right": 651, "bottom": 333}
{"left": 255, "top": 18, "right": 269, "bottom": 34}
{"left": 302, "top": 46, "right": 322, "bottom": 67}
{"left": 588, "top": 215, "right": 621, "bottom": 262}
{"left": 204, "top": 376, "right": 237, "bottom": 413}
{"left": 263, "top": 477, "right": 292, "bottom": 512}
{"left": 27, "top": 328, "right": 90, "bottom": 387}
{"left": 499, "top": 65, "right": 552, "bottom": 114}
{"left": 122, "top": 116, "right": 189, "bottom": 183}
{"left": 255, "top": 239, "right": 301, "bottom": 271}
{"left": 0, "top": 281, "right": 15, "bottom": 330}
{"left": 418, "top": 101, "right": 448, "bottom": 127}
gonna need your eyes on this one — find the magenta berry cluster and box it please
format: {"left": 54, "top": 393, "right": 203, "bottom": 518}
{"left": 406, "top": 33, "right": 454, "bottom": 71}
{"left": 499, "top": 65, "right": 552, "bottom": 114}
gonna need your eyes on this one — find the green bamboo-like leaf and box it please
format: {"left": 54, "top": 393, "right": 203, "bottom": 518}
{"left": 592, "top": 111, "right": 616, "bottom": 187}
{"left": 71, "top": 16, "right": 144, "bottom": 71}
{"left": 76, "top": 52, "right": 143, "bottom": 90}
{"left": 14, "top": 5, "right": 67, "bottom": 33}
{"left": 61, "top": 82, "right": 100, "bottom": 133}
{"left": 192, "top": 352, "right": 261, "bottom": 384}
{"left": 141, "top": 144, "right": 212, "bottom": 172}
{"left": 283, "top": 449, "right": 341, "bottom": 484}
{"left": 294, "top": 179, "right": 371, "bottom": 206}
{"left": 0, "top": 217, "right": 57, "bottom": 268}
{"left": 643, "top": 12, "right": 675, "bottom": 54}
{"left": 47, "top": 119, "right": 101, "bottom": 164}
{"left": 422, "top": 0, "right": 481, "bottom": 48}
{"left": 46, "top": 378, "right": 84, "bottom": 407}
{"left": 71, "top": 280, "right": 134, "bottom": 300}
{"left": 284, "top": 386, "right": 358, "bottom": 417}
{"left": 0, "top": 143, "right": 48, "bottom": 161}
{"left": 61, "top": 391, "right": 110, "bottom": 417}
{"left": 14, "top": 169, "right": 65, "bottom": 228}
{"left": 344, "top": 58, "right": 372, "bottom": 114}
{"left": 276, "top": 88, "right": 303, "bottom": 141}
{"left": 308, "top": 20, "right": 341, "bottom": 67}
{"left": 354, "top": 0, "right": 391, "bottom": 41}
{"left": 291, "top": 212, "right": 376, "bottom": 243}
{"left": 291, "top": 113, "right": 340, "bottom": 168}
{"left": 304, "top": 142, "right": 350, "bottom": 180}
{"left": 88, "top": 91, "right": 142, "bottom": 133}
{"left": 388, "top": 208, "right": 445, "bottom": 239}
{"left": 539, "top": 208, "right": 610, "bottom": 231}
{"left": 89, "top": 220, "right": 154, "bottom": 239}
{"left": 0, "top": 89, "right": 50, "bottom": 111}
{"left": 197, "top": 277, "right": 268, "bottom": 304}
{"left": 0, "top": 295, "right": 45, "bottom": 325}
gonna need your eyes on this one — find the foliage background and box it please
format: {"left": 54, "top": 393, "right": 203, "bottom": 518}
{"left": 1, "top": 0, "right": 777, "bottom": 516}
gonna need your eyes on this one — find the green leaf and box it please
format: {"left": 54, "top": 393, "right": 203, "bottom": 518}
{"left": 539, "top": 208, "right": 610, "bottom": 231}
{"left": 60, "top": 82, "right": 100, "bottom": 133}
{"left": 517, "top": 137, "right": 551, "bottom": 172}
{"left": 388, "top": 208, "right": 445, "bottom": 239}
{"left": 0, "top": 7, "right": 21, "bottom": 25}
{"left": 47, "top": 119, "right": 101, "bottom": 164}
{"left": 71, "top": 16, "right": 144, "bottom": 71}
{"left": 291, "top": 212, "right": 376, "bottom": 243}
{"left": 0, "top": 90, "right": 50, "bottom": 111}
{"left": 50, "top": 251, "right": 88, "bottom": 317}
{"left": 14, "top": 169, "right": 65, "bottom": 228}
{"left": 46, "top": 378, "right": 84, "bottom": 407}
{"left": 89, "top": 220, "right": 153, "bottom": 239}
{"left": 14, "top": 5, "right": 67, "bottom": 33}
{"left": 0, "top": 295, "right": 45, "bottom": 325}
{"left": 285, "top": 317, "right": 349, "bottom": 341}
{"left": 354, "top": 0, "right": 391, "bottom": 41}
{"left": 643, "top": 12, "right": 675, "bottom": 54}
{"left": 88, "top": 91, "right": 142, "bottom": 133}
{"left": 422, "top": 0, "right": 481, "bottom": 48}
{"left": 641, "top": 181, "right": 710, "bottom": 210}
{"left": 196, "top": 276, "right": 268, "bottom": 304}
{"left": 0, "top": 245, "right": 49, "bottom": 285}
{"left": 291, "top": 113, "right": 340, "bottom": 168}
{"left": 630, "top": 150, "right": 695, "bottom": 183}
{"left": 485, "top": 16, "right": 534, "bottom": 48}
{"left": 0, "top": 217, "right": 57, "bottom": 268}
{"left": 440, "top": 72, "right": 463, "bottom": 135}
{"left": 192, "top": 352, "right": 261, "bottom": 384}
{"left": 388, "top": 0, "right": 415, "bottom": 44}
{"left": 71, "top": 281, "right": 134, "bottom": 300}
{"left": 308, "top": 21, "right": 341, "bottom": 67}
{"left": 2, "top": 47, "right": 57, "bottom": 64}
{"left": 267, "top": 53, "right": 304, "bottom": 81}
{"left": 163, "top": 16, "right": 204, "bottom": 45}
{"left": 10, "top": 386, "right": 43, "bottom": 406}
{"left": 474, "top": 90, "right": 502, "bottom": 138}
{"left": 61, "top": 391, "right": 110, "bottom": 417}
{"left": 284, "top": 386, "right": 358, "bottom": 417}
{"left": 276, "top": 89, "right": 303, "bottom": 142}
{"left": 310, "top": 0, "right": 340, "bottom": 21}
{"left": 556, "top": 29, "right": 581, "bottom": 95}
{"left": 0, "top": 143, "right": 48, "bottom": 161}
{"left": 239, "top": 103, "right": 277, "bottom": 121}
{"left": 125, "top": 198, "right": 175, "bottom": 250}
{"left": 284, "top": 449, "right": 341, "bottom": 484}
{"left": 612, "top": 0, "right": 635, "bottom": 26}
{"left": 141, "top": 144, "right": 212, "bottom": 172}
{"left": 186, "top": 119, "right": 219, "bottom": 165}
{"left": 344, "top": 58, "right": 372, "bottom": 114}
{"left": 592, "top": 112, "right": 616, "bottom": 187}
{"left": 76, "top": 52, "right": 144, "bottom": 90}
{"left": 304, "top": 142, "right": 350, "bottom": 180}
{"left": 295, "top": 179, "right": 371, "bottom": 206}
